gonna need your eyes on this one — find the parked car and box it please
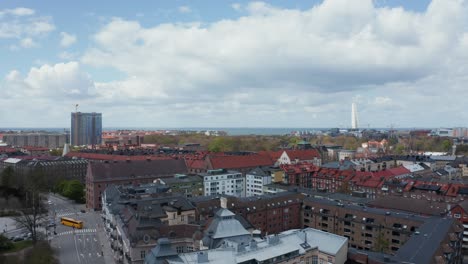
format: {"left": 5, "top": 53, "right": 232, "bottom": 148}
{"left": 47, "top": 222, "right": 56, "bottom": 228}
{"left": 13, "top": 236, "right": 24, "bottom": 242}
{"left": 80, "top": 209, "right": 86, "bottom": 213}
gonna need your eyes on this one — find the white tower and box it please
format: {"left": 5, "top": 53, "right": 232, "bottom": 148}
{"left": 351, "top": 103, "right": 359, "bottom": 129}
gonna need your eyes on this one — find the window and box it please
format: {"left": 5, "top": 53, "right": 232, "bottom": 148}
{"left": 176, "top": 246, "right": 184, "bottom": 253}
{"left": 140, "top": 250, "right": 146, "bottom": 259}
{"left": 312, "top": 256, "right": 318, "bottom": 264}
{"left": 181, "top": 215, "right": 185, "bottom": 221}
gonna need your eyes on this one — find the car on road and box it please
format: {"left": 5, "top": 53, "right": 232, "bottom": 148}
{"left": 80, "top": 209, "right": 86, "bottom": 213}
{"left": 47, "top": 222, "right": 56, "bottom": 228}
{"left": 47, "top": 200, "right": 52, "bottom": 205}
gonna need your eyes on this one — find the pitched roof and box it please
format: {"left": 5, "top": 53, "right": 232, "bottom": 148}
{"left": 66, "top": 151, "right": 174, "bottom": 161}
{"left": 89, "top": 159, "right": 188, "bottom": 181}
{"left": 284, "top": 149, "right": 320, "bottom": 160}
{"left": 207, "top": 154, "right": 274, "bottom": 170}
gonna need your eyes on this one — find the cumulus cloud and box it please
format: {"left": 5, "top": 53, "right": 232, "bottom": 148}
{"left": 3, "top": 62, "right": 94, "bottom": 99}
{"left": 60, "top": 32, "right": 77, "bottom": 47}
{"left": 3, "top": 0, "right": 468, "bottom": 127}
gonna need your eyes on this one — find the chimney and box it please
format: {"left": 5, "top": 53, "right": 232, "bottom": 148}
{"left": 197, "top": 251, "right": 209, "bottom": 263}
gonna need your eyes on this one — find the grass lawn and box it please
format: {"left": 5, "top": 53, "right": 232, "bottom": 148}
{"left": 0, "top": 240, "right": 33, "bottom": 254}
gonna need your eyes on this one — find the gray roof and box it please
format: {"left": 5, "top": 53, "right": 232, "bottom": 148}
{"left": 246, "top": 167, "right": 270, "bottom": 177}
{"left": 145, "top": 238, "right": 179, "bottom": 264}
{"left": 89, "top": 159, "right": 188, "bottom": 181}
{"left": 396, "top": 218, "right": 456, "bottom": 264}
{"left": 203, "top": 208, "right": 251, "bottom": 249}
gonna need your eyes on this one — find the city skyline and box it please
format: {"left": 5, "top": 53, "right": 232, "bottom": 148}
{"left": 1, "top": 0, "right": 468, "bottom": 128}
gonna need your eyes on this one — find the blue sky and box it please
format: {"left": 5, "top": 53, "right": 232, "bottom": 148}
{"left": 1, "top": 0, "right": 467, "bottom": 128}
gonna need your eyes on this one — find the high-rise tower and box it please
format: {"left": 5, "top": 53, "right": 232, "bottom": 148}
{"left": 351, "top": 103, "right": 359, "bottom": 129}
{"left": 71, "top": 112, "right": 102, "bottom": 146}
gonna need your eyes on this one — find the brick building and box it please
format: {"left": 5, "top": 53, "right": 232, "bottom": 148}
{"left": 86, "top": 159, "right": 188, "bottom": 210}
{"left": 190, "top": 192, "right": 303, "bottom": 235}
{"left": 303, "top": 197, "right": 463, "bottom": 263}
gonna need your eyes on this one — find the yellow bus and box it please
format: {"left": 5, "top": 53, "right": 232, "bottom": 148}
{"left": 60, "top": 217, "right": 84, "bottom": 229}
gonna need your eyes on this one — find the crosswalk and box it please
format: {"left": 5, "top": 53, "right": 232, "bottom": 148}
{"left": 57, "top": 228, "right": 97, "bottom": 236}
{"left": 57, "top": 212, "right": 75, "bottom": 217}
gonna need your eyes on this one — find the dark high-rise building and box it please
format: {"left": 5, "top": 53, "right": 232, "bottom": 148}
{"left": 71, "top": 112, "right": 102, "bottom": 146}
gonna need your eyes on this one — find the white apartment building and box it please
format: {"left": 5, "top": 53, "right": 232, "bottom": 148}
{"left": 201, "top": 169, "right": 245, "bottom": 197}
{"left": 246, "top": 167, "right": 272, "bottom": 197}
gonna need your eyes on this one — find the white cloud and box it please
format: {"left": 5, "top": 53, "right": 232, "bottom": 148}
{"left": 3, "top": 0, "right": 468, "bottom": 127}
{"left": 231, "top": 3, "right": 242, "bottom": 11}
{"left": 178, "top": 6, "right": 192, "bottom": 14}
{"left": 20, "top": 37, "right": 37, "bottom": 48}
{"left": 76, "top": 0, "right": 468, "bottom": 127}
{"left": 60, "top": 32, "right": 77, "bottom": 47}
{"left": 0, "top": 7, "right": 35, "bottom": 17}
{"left": 58, "top": 51, "right": 78, "bottom": 60}
{"left": 3, "top": 62, "right": 94, "bottom": 99}
{"left": 0, "top": 8, "right": 55, "bottom": 49}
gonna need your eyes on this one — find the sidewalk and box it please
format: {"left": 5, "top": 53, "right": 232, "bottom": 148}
{"left": 93, "top": 212, "right": 115, "bottom": 264}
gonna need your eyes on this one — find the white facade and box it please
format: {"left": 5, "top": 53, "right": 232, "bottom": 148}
{"left": 246, "top": 170, "right": 272, "bottom": 197}
{"left": 202, "top": 170, "right": 245, "bottom": 197}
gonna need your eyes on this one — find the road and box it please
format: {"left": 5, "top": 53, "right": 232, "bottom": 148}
{"left": 47, "top": 194, "right": 112, "bottom": 264}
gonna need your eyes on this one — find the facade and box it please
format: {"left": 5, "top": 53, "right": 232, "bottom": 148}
{"left": 303, "top": 197, "right": 463, "bottom": 263}
{"left": 71, "top": 112, "right": 102, "bottom": 146}
{"left": 200, "top": 169, "right": 245, "bottom": 197}
{"left": 2, "top": 133, "right": 68, "bottom": 148}
{"left": 20, "top": 146, "right": 50, "bottom": 156}
{"left": 276, "top": 150, "right": 322, "bottom": 166}
{"left": 86, "top": 159, "right": 188, "bottom": 210}
{"left": 101, "top": 185, "right": 200, "bottom": 264}
{"left": 0, "top": 156, "right": 88, "bottom": 185}
{"left": 449, "top": 200, "right": 468, "bottom": 250}
{"left": 191, "top": 192, "right": 303, "bottom": 235}
{"left": 245, "top": 167, "right": 272, "bottom": 197}
{"left": 338, "top": 150, "right": 356, "bottom": 161}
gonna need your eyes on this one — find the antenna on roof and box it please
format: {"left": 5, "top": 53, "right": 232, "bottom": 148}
{"left": 75, "top": 104, "right": 79, "bottom": 113}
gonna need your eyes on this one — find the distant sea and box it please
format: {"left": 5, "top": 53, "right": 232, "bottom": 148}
{"left": 0, "top": 127, "right": 423, "bottom": 136}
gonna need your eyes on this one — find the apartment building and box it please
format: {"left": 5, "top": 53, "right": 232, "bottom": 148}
{"left": 303, "top": 197, "right": 463, "bottom": 263}
{"left": 86, "top": 159, "right": 188, "bottom": 210}
{"left": 245, "top": 167, "right": 272, "bottom": 197}
{"left": 102, "top": 185, "right": 200, "bottom": 264}
{"left": 146, "top": 208, "right": 348, "bottom": 264}
{"left": 3, "top": 133, "right": 69, "bottom": 148}
{"left": 199, "top": 169, "right": 245, "bottom": 197}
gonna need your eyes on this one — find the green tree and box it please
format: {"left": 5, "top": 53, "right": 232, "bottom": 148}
{"left": 208, "top": 137, "right": 234, "bottom": 152}
{"left": 49, "top": 149, "right": 63, "bottom": 156}
{"left": 441, "top": 139, "right": 452, "bottom": 152}
{"left": 63, "top": 180, "right": 85, "bottom": 203}
{"left": 0, "top": 166, "right": 14, "bottom": 188}
{"left": 374, "top": 230, "right": 390, "bottom": 253}
{"left": 394, "top": 144, "right": 405, "bottom": 155}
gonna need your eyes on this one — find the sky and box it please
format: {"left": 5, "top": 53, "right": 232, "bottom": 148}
{"left": 1, "top": 0, "right": 467, "bottom": 129}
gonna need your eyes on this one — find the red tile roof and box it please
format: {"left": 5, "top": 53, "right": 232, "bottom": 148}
{"left": 0, "top": 147, "right": 17, "bottom": 153}
{"left": 284, "top": 149, "right": 321, "bottom": 160}
{"left": 65, "top": 152, "right": 174, "bottom": 161}
{"left": 207, "top": 154, "right": 274, "bottom": 170}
